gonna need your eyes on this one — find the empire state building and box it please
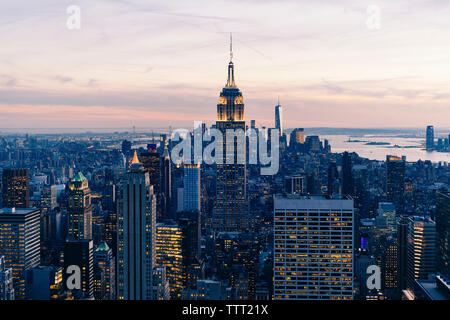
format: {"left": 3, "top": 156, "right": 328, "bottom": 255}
{"left": 212, "top": 36, "right": 248, "bottom": 233}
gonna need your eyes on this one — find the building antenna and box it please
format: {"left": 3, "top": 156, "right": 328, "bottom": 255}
{"left": 230, "top": 32, "right": 233, "bottom": 61}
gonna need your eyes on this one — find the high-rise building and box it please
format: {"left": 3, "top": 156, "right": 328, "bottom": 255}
{"left": 26, "top": 266, "right": 64, "bottom": 300}
{"left": 274, "top": 99, "right": 283, "bottom": 137}
{"left": 2, "top": 168, "right": 29, "bottom": 208}
{"left": 290, "top": 128, "right": 304, "bottom": 145}
{"left": 183, "top": 164, "right": 201, "bottom": 212}
{"left": 397, "top": 216, "right": 409, "bottom": 294}
{"left": 386, "top": 155, "right": 406, "bottom": 214}
{"left": 0, "top": 255, "right": 14, "bottom": 300}
{"left": 212, "top": 36, "right": 247, "bottom": 233}
{"left": 161, "top": 139, "right": 172, "bottom": 218}
{"left": 94, "top": 242, "right": 116, "bottom": 300}
{"left": 284, "top": 175, "right": 306, "bottom": 195}
{"left": 140, "top": 145, "right": 161, "bottom": 196}
{"left": 156, "top": 222, "right": 184, "bottom": 299}
{"left": 407, "top": 216, "right": 436, "bottom": 289}
{"left": 274, "top": 194, "right": 354, "bottom": 300}
{"left": 117, "top": 151, "right": 157, "bottom": 300}
{"left": 64, "top": 239, "right": 94, "bottom": 298}
{"left": 426, "top": 125, "right": 434, "bottom": 150}
{"left": 0, "top": 208, "right": 40, "bottom": 299}
{"left": 67, "top": 172, "right": 92, "bottom": 240}
{"left": 327, "top": 161, "right": 339, "bottom": 195}
{"left": 436, "top": 192, "right": 450, "bottom": 276}
{"left": 41, "top": 185, "right": 57, "bottom": 210}
{"left": 152, "top": 266, "right": 170, "bottom": 300}
{"left": 342, "top": 152, "right": 354, "bottom": 196}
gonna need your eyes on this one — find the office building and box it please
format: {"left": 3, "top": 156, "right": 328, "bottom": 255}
{"left": 2, "top": 168, "right": 29, "bottom": 208}
{"left": 342, "top": 152, "right": 354, "bottom": 196}
{"left": 94, "top": 242, "right": 116, "bottom": 300}
{"left": 183, "top": 164, "right": 201, "bottom": 212}
{"left": 284, "top": 175, "right": 306, "bottom": 195}
{"left": 26, "top": 266, "right": 64, "bottom": 300}
{"left": 426, "top": 125, "right": 434, "bottom": 150}
{"left": 156, "top": 222, "right": 184, "bottom": 299}
{"left": 275, "top": 99, "right": 283, "bottom": 137}
{"left": 0, "top": 208, "right": 40, "bottom": 299}
{"left": 64, "top": 239, "right": 94, "bottom": 298}
{"left": 67, "top": 172, "right": 92, "bottom": 240}
{"left": 436, "top": 192, "right": 450, "bottom": 276}
{"left": 274, "top": 194, "right": 354, "bottom": 300}
{"left": 386, "top": 155, "right": 406, "bottom": 214}
{"left": 117, "top": 151, "right": 157, "bottom": 300}
{"left": 407, "top": 216, "right": 436, "bottom": 289}
{"left": 0, "top": 255, "right": 14, "bottom": 300}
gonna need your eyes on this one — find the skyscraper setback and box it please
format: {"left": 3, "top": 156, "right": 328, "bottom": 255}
{"left": 212, "top": 37, "right": 247, "bottom": 233}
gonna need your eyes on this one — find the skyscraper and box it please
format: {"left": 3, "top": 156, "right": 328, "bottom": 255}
{"left": 407, "top": 216, "right": 436, "bottom": 289}
{"left": 161, "top": 139, "right": 172, "bottom": 218}
{"left": 212, "top": 35, "right": 247, "bottom": 233}
{"left": 67, "top": 172, "right": 92, "bottom": 240}
{"left": 0, "top": 255, "right": 14, "bottom": 300}
{"left": 183, "top": 164, "right": 201, "bottom": 212}
{"left": 140, "top": 145, "right": 161, "bottom": 194}
{"left": 436, "top": 191, "right": 450, "bottom": 276}
{"left": 274, "top": 194, "right": 354, "bottom": 300}
{"left": 290, "top": 128, "right": 304, "bottom": 145}
{"left": 117, "top": 151, "right": 157, "bottom": 300}
{"left": 426, "top": 125, "right": 434, "bottom": 150}
{"left": 386, "top": 155, "right": 406, "bottom": 214}
{"left": 41, "top": 184, "right": 57, "bottom": 210}
{"left": 327, "top": 160, "right": 339, "bottom": 195}
{"left": 94, "top": 242, "right": 116, "bottom": 300}
{"left": 64, "top": 239, "right": 94, "bottom": 298}
{"left": 275, "top": 98, "right": 283, "bottom": 137}
{"left": 342, "top": 152, "right": 354, "bottom": 196}
{"left": 397, "top": 216, "right": 409, "bottom": 294}
{"left": 2, "top": 168, "right": 29, "bottom": 208}
{"left": 156, "top": 222, "right": 184, "bottom": 299}
{"left": 0, "top": 208, "right": 40, "bottom": 299}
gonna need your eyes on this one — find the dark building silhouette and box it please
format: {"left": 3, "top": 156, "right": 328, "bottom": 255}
{"left": 327, "top": 160, "right": 339, "bottom": 195}
{"left": 436, "top": 191, "right": 450, "bottom": 276}
{"left": 386, "top": 155, "right": 406, "bottom": 214}
{"left": 64, "top": 239, "right": 94, "bottom": 298}
{"left": 342, "top": 152, "right": 354, "bottom": 196}
{"left": 426, "top": 125, "right": 434, "bottom": 151}
{"left": 2, "top": 168, "right": 29, "bottom": 208}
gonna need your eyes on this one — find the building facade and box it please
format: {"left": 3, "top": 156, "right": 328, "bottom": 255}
{"left": 274, "top": 195, "right": 354, "bottom": 300}
{"left": 117, "top": 151, "right": 157, "bottom": 300}
{"left": 0, "top": 208, "right": 40, "bottom": 299}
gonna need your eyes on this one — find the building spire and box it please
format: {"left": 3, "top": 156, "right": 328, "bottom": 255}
{"left": 131, "top": 150, "right": 140, "bottom": 165}
{"left": 226, "top": 33, "right": 236, "bottom": 87}
{"left": 230, "top": 32, "right": 233, "bottom": 62}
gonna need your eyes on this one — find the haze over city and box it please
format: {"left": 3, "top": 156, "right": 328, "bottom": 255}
{"left": 1, "top": 0, "right": 450, "bottom": 129}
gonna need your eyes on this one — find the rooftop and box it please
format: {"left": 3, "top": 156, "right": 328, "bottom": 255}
{"left": 0, "top": 207, "right": 39, "bottom": 215}
{"left": 72, "top": 171, "right": 87, "bottom": 182}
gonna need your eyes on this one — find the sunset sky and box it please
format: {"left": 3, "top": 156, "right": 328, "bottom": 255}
{"left": 1, "top": 0, "right": 450, "bottom": 129}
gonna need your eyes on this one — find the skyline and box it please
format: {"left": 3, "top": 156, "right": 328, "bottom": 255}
{"left": 1, "top": 0, "right": 450, "bottom": 128}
